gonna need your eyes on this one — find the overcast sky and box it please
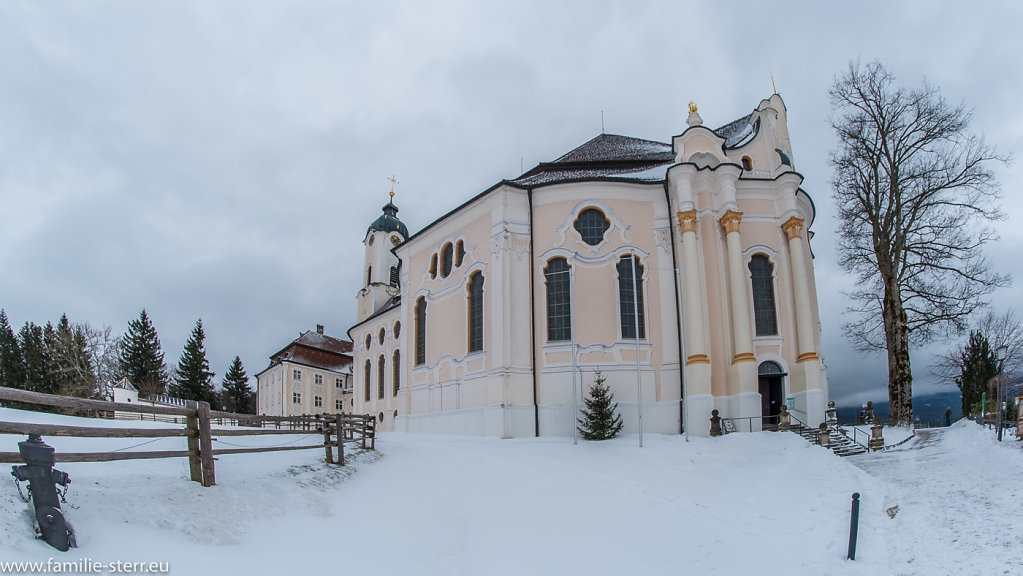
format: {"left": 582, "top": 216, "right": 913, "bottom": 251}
{"left": 1, "top": 1, "right": 1020, "bottom": 406}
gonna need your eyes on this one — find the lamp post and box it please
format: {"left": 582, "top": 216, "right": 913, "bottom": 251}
{"left": 996, "top": 345, "right": 1008, "bottom": 442}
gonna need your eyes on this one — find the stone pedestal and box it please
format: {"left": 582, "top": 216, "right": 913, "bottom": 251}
{"left": 825, "top": 401, "right": 838, "bottom": 427}
{"left": 818, "top": 423, "right": 830, "bottom": 447}
{"left": 869, "top": 417, "right": 884, "bottom": 451}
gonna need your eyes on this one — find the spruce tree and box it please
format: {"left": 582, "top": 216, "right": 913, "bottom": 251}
{"left": 171, "top": 319, "right": 216, "bottom": 405}
{"left": 0, "top": 310, "right": 25, "bottom": 390}
{"left": 19, "top": 322, "right": 56, "bottom": 394}
{"left": 220, "top": 356, "right": 254, "bottom": 414}
{"left": 47, "top": 314, "right": 97, "bottom": 398}
{"left": 956, "top": 330, "right": 999, "bottom": 416}
{"left": 577, "top": 370, "right": 624, "bottom": 440}
{"left": 119, "top": 309, "right": 169, "bottom": 398}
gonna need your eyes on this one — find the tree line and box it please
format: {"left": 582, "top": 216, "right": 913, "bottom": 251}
{"left": 0, "top": 309, "right": 255, "bottom": 414}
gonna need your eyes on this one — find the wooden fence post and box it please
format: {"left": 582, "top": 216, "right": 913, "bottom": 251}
{"left": 322, "top": 415, "right": 333, "bottom": 464}
{"left": 360, "top": 417, "right": 367, "bottom": 449}
{"left": 335, "top": 413, "right": 344, "bottom": 466}
{"left": 197, "top": 402, "right": 215, "bottom": 487}
{"left": 185, "top": 411, "right": 202, "bottom": 484}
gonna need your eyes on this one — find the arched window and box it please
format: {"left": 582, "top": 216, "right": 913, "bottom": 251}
{"left": 430, "top": 254, "right": 438, "bottom": 278}
{"left": 758, "top": 361, "right": 784, "bottom": 376}
{"left": 393, "top": 350, "right": 400, "bottom": 396}
{"left": 468, "top": 272, "right": 484, "bottom": 352}
{"left": 415, "top": 297, "right": 427, "bottom": 365}
{"left": 749, "top": 254, "right": 778, "bottom": 336}
{"left": 378, "top": 328, "right": 385, "bottom": 344}
{"left": 366, "top": 265, "right": 372, "bottom": 285}
{"left": 441, "top": 243, "right": 454, "bottom": 277}
{"left": 456, "top": 240, "right": 465, "bottom": 267}
{"left": 365, "top": 335, "right": 371, "bottom": 349}
{"left": 544, "top": 258, "right": 571, "bottom": 341}
{"left": 378, "top": 355, "right": 385, "bottom": 399}
{"left": 393, "top": 321, "right": 401, "bottom": 339}
{"left": 363, "top": 360, "right": 371, "bottom": 402}
{"left": 574, "top": 208, "right": 610, "bottom": 246}
{"left": 741, "top": 156, "right": 753, "bottom": 171}
{"left": 389, "top": 265, "right": 398, "bottom": 287}
{"left": 617, "top": 255, "right": 646, "bottom": 339}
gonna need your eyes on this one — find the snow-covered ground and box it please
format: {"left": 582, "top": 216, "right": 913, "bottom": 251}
{"left": 1, "top": 407, "right": 1020, "bottom": 575}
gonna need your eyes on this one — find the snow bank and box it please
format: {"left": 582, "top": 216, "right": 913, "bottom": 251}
{"left": 4, "top": 407, "right": 1015, "bottom": 574}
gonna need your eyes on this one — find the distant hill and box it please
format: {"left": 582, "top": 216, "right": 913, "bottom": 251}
{"left": 836, "top": 390, "right": 962, "bottom": 426}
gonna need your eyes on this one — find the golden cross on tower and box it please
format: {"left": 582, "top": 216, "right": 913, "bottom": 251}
{"left": 387, "top": 175, "right": 399, "bottom": 199}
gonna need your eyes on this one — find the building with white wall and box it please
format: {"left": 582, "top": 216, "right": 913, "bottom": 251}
{"left": 349, "top": 94, "right": 828, "bottom": 437}
{"left": 256, "top": 325, "right": 354, "bottom": 417}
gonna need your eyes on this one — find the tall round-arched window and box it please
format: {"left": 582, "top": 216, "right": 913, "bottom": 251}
{"left": 441, "top": 243, "right": 454, "bottom": 277}
{"left": 574, "top": 208, "right": 610, "bottom": 246}
{"left": 467, "top": 272, "right": 484, "bottom": 353}
{"left": 749, "top": 254, "right": 778, "bottom": 336}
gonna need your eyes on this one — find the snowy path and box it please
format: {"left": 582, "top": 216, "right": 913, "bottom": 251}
{"left": 849, "top": 423, "right": 1023, "bottom": 575}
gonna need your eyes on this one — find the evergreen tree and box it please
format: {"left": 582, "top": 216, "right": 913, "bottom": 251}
{"left": 220, "top": 356, "right": 254, "bottom": 414}
{"left": 956, "top": 330, "right": 998, "bottom": 416}
{"left": 577, "top": 370, "right": 624, "bottom": 440}
{"left": 118, "top": 309, "right": 168, "bottom": 398}
{"left": 0, "top": 310, "right": 25, "bottom": 390}
{"left": 47, "top": 314, "right": 97, "bottom": 398}
{"left": 20, "top": 322, "right": 56, "bottom": 394}
{"left": 171, "top": 319, "right": 216, "bottom": 405}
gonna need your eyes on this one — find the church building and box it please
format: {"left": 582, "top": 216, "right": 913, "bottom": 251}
{"left": 348, "top": 93, "right": 828, "bottom": 437}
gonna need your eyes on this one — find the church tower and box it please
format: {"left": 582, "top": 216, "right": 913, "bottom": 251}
{"left": 357, "top": 182, "right": 408, "bottom": 322}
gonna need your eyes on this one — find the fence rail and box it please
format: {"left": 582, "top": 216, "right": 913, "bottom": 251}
{"left": 0, "top": 386, "right": 376, "bottom": 486}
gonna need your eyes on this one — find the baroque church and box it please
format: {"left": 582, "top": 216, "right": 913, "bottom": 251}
{"left": 348, "top": 93, "right": 828, "bottom": 438}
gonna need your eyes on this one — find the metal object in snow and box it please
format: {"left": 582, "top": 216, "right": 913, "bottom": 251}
{"left": 10, "top": 434, "right": 76, "bottom": 551}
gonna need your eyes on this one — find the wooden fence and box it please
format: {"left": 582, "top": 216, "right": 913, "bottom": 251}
{"left": 0, "top": 387, "right": 376, "bottom": 487}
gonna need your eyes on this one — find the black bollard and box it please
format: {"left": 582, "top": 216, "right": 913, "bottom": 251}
{"left": 847, "top": 492, "right": 860, "bottom": 560}
{"left": 11, "top": 434, "right": 76, "bottom": 551}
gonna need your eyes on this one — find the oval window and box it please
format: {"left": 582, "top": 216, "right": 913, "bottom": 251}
{"left": 574, "top": 208, "right": 610, "bottom": 246}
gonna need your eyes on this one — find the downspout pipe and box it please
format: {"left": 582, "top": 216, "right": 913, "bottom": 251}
{"left": 664, "top": 181, "right": 686, "bottom": 435}
{"left": 528, "top": 188, "right": 539, "bottom": 437}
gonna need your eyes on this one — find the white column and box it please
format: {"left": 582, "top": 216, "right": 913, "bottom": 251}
{"left": 782, "top": 217, "right": 817, "bottom": 363}
{"left": 678, "top": 209, "right": 714, "bottom": 436}
{"left": 720, "top": 210, "right": 759, "bottom": 430}
{"left": 677, "top": 210, "right": 708, "bottom": 366}
{"left": 720, "top": 210, "right": 754, "bottom": 363}
{"left": 782, "top": 216, "right": 825, "bottom": 425}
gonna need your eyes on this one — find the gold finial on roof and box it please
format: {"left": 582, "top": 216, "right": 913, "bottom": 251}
{"left": 387, "top": 175, "right": 399, "bottom": 199}
{"left": 688, "top": 100, "right": 698, "bottom": 113}
{"left": 771, "top": 73, "right": 777, "bottom": 95}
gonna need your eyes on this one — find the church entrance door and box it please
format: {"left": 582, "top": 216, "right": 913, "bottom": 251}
{"left": 757, "top": 361, "right": 785, "bottom": 427}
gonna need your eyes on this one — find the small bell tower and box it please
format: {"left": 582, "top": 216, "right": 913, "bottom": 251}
{"left": 357, "top": 177, "right": 408, "bottom": 322}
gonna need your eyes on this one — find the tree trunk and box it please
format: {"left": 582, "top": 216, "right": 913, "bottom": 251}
{"left": 882, "top": 279, "right": 913, "bottom": 426}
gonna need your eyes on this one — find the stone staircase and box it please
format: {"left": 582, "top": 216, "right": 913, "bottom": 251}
{"left": 788, "top": 423, "right": 868, "bottom": 457}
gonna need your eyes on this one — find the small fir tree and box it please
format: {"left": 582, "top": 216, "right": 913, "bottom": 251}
{"left": 119, "top": 309, "right": 169, "bottom": 397}
{"left": 0, "top": 310, "right": 25, "bottom": 390}
{"left": 171, "top": 319, "right": 217, "bottom": 405}
{"left": 220, "top": 356, "right": 254, "bottom": 414}
{"left": 577, "top": 370, "right": 624, "bottom": 440}
{"left": 956, "top": 330, "right": 998, "bottom": 417}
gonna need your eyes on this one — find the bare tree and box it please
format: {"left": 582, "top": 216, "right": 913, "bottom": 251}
{"left": 830, "top": 60, "right": 1010, "bottom": 426}
{"left": 82, "top": 324, "right": 123, "bottom": 400}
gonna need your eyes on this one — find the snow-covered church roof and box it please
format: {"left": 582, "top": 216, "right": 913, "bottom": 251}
{"left": 511, "top": 134, "right": 675, "bottom": 186}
